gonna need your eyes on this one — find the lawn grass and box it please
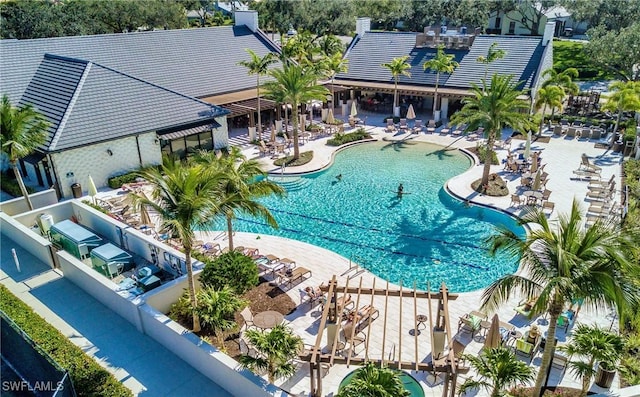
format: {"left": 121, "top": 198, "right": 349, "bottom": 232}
{"left": 553, "top": 40, "right": 617, "bottom": 81}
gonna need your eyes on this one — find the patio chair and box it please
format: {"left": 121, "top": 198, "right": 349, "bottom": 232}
{"left": 426, "top": 120, "right": 437, "bottom": 134}
{"left": 413, "top": 119, "right": 424, "bottom": 134}
{"left": 590, "top": 129, "right": 602, "bottom": 140}
{"left": 566, "top": 127, "right": 577, "bottom": 138}
{"left": 551, "top": 353, "right": 569, "bottom": 375}
{"left": 514, "top": 336, "right": 539, "bottom": 362}
{"left": 580, "top": 153, "right": 602, "bottom": 173}
{"left": 553, "top": 125, "right": 563, "bottom": 136}
{"left": 542, "top": 201, "right": 555, "bottom": 215}
{"left": 588, "top": 174, "right": 615, "bottom": 188}
{"left": 301, "top": 285, "right": 326, "bottom": 307}
{"left": 240, "top": 307, "right": 256, "bottom": 331}
{"left": 385, "top": 119, "right": 396, "bottom": 133}
{"left": 510, "top": 194, "right": 523, "bottom": 208}
{"left": 451, "top": 124, "right": 465, "bottom": 137}
{"left": 277, "top": 266, "right": 312, "bottom": 288}
{"left": 557, "top": 309, "right": 576, "bottom": 332}
{"left": 439, "top": 124, "right": 451, "bottom": 135}
{"left": 399, "top": 118, "right": 408, "bottom": 131}
{"left": 345, "top": 305, "right": 379, "bottom": 334}
{"left": 514, "top": 297, "right": 539, "bottom": 318}
{"left": 457, "top": 310, "right": 486, "bottom": 337}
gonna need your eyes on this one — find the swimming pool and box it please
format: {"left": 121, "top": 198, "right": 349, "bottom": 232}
{"left": 221, "top": 141, "right": 524, "bottom": 292}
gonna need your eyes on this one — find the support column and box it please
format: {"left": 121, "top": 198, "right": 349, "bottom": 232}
{"left": 440, "top": 97, "right": 449, "bottom": 120}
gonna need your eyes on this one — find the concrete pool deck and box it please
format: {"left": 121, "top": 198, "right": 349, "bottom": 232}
{"left": 226, "top": 114, "right": 625, "bottom": 396}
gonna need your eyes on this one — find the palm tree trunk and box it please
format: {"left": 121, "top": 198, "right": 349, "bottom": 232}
{"left": 613, "top": 109, "right": 622, "bottom": 136}
{"left": 292, "top": 103, "right": 300, "bottom": 159}
{"left": 331, "top": 76, "right": 336, "bottom": 109}
{"left": 256, "top": 75, "right": 262, "bottom": 141}
{"left": 433, "top": 73, "right": 440, "bottom": 117}
{"left": 539, "top": 104, "right": 547, "bottom": 136}
{"left": 581, "top": 359, "right": 595, "bottom": 396}
{"left": 533, "top": 310, "right": 562, "bottom": 396}
{"left": 394, "top": 78, "right": 399, "bottom": 111}
{"left": 11, "top": 163, "right": 34, "bottom": 211}
{"left": 481, "top": 136, "right": 495, "bottom": 188}
{"left": 185, "top": 247, "right": 201, "bottom": 332}
{"left": 226, "top": 213, "right": 234, "bottom": 251}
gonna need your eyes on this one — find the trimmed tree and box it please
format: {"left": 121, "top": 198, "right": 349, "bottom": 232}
{"left": 381, "top": 55, "right": 411, "bottom": 116}
{"left": 337, "top": 362, "right": 411, "bottom": 397}
{"left": 534, "top": 85, "right": 564, "bottom": 135}
{"left": 0, "top": 95, "right": 48, "bottom": 210}
{"left": 423, "top": 45, "right": 459, "bottom": 120}
{"left": 238, "top": 49, "right": 278, "bottom": 141}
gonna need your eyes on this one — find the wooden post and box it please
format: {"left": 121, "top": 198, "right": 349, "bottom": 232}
{"left": 309, "top": 362, "right": 316, "bottom": 397}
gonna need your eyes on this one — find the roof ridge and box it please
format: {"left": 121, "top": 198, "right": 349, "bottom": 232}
{"left": 48, "top": 56, "right": 91, "bottom": 151}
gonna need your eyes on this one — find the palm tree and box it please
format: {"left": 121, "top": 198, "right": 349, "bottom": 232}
{"left": 459, "top": 347, "right": 535, "bottom": 397}
{"left": 423, "top": 45, "right": 459, "bottom": 121}
{"left": 238, "top": 49, "right": 278, "bottom": 141}
{"left": 602, "top": 81, "right": 640, "bottom": 137}
{"left": 541, "top": 68, "right": 579, "bottom": 120}
{"left": 318, "top": 34, "right": 344, "bottom": 57}
{"left": 133, "top": 157, "right": 223, "bottom": 332}
{"left": 476, "top": 42, "right": 506, "bottom": 88}
{"left": 193, "top": 147, "right": 285, "bottom": 251}
{"left": 239, "top": 323, "right": 303, "bottom": 384}
{"left": 450, "top": 74, "right": 532, "bottom": 188}
{"left": 483, "top": 200, "right": 640, "bottom": 396}
{"left": 337, "top": 362, "right": 411, "bottom": 397}
{"left": 262, "top": 64, "right": 329, "bottom": 159}
{"left": 381, "top": 55, "right": 411, "bottom": 117}
{"left": 323, "top": 53, "right": 349, "bottom": 109}
{"left": 0, "top": 95, "right": 48, "bottom": 210}
{"left": 195, "top": 286, "right": 246, "bottom": 352}
{"left": 534, "top": 85, "right": 564, "bottom": 135}
{"left": 560, "top": 324, "right": 625, "bottom": 397}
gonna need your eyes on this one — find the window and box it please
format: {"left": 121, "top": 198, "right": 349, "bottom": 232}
{"left": 495, "top": 17, "right": 501, "bottom": 29}
{"left": 508, "top": 22, "right": 516, "bottom": 34}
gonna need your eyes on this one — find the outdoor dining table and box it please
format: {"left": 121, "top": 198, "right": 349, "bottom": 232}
{"left": 253, "top": 310, "right": 284, "bottom": 330}
{"left": 523, "top": 190, "right": 543, "bottom": 205}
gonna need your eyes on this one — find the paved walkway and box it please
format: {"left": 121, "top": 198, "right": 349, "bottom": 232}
{"left": 0, "top": 235, "right": 232, "bottom": 397}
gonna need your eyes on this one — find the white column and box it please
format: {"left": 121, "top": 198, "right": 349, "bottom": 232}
{"left": 440, "top": 97, "right": 449, "bottom": 120}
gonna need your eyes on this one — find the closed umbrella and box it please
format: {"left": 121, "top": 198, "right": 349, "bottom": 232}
{"left": 406, "top": 104, "right": 416, "bottom": 120}
{"left": 326, "top": 108, "right": 335, "bottom": 125}
{"left": 523, "top": 132, "right": 532, "bottom": 159}
{"left": 88, "top": 175, "right": 98, "bottom": 204}
{"left": 350, "top": 101, "right": 358, "bottom": 118}
{"left": 532, "top": 169, "right": 542, "bottom": 191}
{"left": 483, "top": 314, "right": 501, "bottom": 350}
{"left": 270, "top": 126, "right": 276, "bottom": 143}
{"left": 530, "top": 153, "right": 539, "bottom": 174}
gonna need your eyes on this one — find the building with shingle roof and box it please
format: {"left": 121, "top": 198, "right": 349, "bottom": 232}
{"left": 0, "top": 11, "right": 280, "bottom": 198}
{"left": 335, "top": 18, "right": 553, "bottom": 121}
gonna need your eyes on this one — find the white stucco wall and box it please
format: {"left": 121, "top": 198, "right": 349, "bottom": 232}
{"left": 214, "top": 116, "right": 230, "bottom": 149}
{"left": 51, "top": 132, "right": 161, "bottom": 198}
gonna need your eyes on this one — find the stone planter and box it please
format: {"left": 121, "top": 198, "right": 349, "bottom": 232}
{"left": 594, "top": 362, "right": 616, "bottom": 388}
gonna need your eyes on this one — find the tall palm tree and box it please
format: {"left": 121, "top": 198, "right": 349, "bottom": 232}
{"left": 133, "top": 157, "right": 223, "bottom": 332}
{"left": 381, "top": 55, "right": 411, "bottom": 116}
{"left": 450, "top": 74, "right": 532, "bottom": 188}
{"left": 423, "top": 45, "right": 459, "bottom": 121}
{"left": 337, "top": 362, "right": 411, "bottom": 397}
{"left": 323, "top": 53, "right": 349, "bottom": 109}
{"left": 0, "top": 95, "right": 48, "bottom": 210}
{"left": 193, "top": 147, "right": 285, "bottom": 251}
{"left": 560, "top": 324, "right": 625, "bottom": 397}
{"left": 195, "top": 286, "right": 246, "bottom": 352}
{"left": 483, "top": 200, "right": 640, "bottom": 396}
{"left": 534, "top": 85, "right": 564, "bottom": 135}
{"left": 602, "top": 81, "right": 640, "bottom": 137}
{"left": 237, "top": 49, "right": 278, "bottom": 141}
{"left": 476, "top": 42, "right": 506, "bottom": 89}
{"left": 262, "top": 64, "right": 329, "bottom": 159}
{"left": 239, "top": 323, "right": 303, "bottom": 384}
{"left": 459, "top": 347, "right": 535, "bottom": 397}
{"left": 318, "top": 34, "right": 344, "bottom": 57}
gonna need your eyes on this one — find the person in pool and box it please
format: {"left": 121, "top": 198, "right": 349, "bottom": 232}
{"left": 397, "top": 183, "right": 404, "bottom": 197}
{"left": 336, "top": 174, "right": 342, "bottom": 181}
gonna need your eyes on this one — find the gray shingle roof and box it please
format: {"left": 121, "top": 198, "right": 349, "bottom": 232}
{"left": 20, "top": 54, "right": 228, "bottom": 152}
{"left": 1, "top": 26, "right": 281, "bottom": 104}
{"left": 336, "top": 32, "right": 543, "bottom": 90}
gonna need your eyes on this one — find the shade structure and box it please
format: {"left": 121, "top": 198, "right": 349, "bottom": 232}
{"left": 350, "top": 101, "right": 358, "bottom": 118}
{"left": 483, "top": 314, "right": 501, "bottom": 350}
{"left": 406, "top": 104, "right": 416, "bottom": 120}
{"left": 532, "top": 169, "right": 542, "bottom": 191}
{"left": 326, "top": 108, "right": 336, "bottom": 125}
{"left": 88, "top": 175, "right": 98, "bottom": 204}
{"left": 524, "top": 132, "right": 532, "bottom": 159}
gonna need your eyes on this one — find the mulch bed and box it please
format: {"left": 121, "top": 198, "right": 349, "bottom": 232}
{"left": 512, "top": 133, "right": 551, "bottom": 144}
{"left": 188, "top": 278, "right": 297, "bottom": 358}
{"left": 471, "top": 174, "right": 509, "bottom": 196}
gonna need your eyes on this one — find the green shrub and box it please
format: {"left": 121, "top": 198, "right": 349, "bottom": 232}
{"left": 0, "top": 172, "right": 35, "bottom": 197}
{"left": 107, "top": 171, "right": 139, "bottom": 189}
{"left": 327, "top": 128, "right": 372, "bottom": 146}
{"left": 0, "top": 285, "right": 132, "bottom": 397}
{"left": 81, "top": 199, "right": 110, "bottom": 214}
{"left": 199, "top": 251, "right": 259, "bottom": 294}
{"left": 273, "top": 151, "right": 313, "bottom": 167}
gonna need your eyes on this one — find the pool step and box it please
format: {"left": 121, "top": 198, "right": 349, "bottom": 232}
{"left": 267, "top": 176, "right": 312, "bottom": 192}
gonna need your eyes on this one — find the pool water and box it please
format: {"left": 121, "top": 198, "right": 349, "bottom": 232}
{"left": 220, "top": 141, "right": 524, "bottom": 292}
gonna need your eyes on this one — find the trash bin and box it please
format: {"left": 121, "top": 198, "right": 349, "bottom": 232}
{"left": 71, "top": 183, "right": 82, "bottom": 198}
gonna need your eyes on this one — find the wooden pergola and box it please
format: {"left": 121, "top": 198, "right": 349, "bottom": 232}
{"left": 300, "top": 275, "right": 470, "bottom": 397}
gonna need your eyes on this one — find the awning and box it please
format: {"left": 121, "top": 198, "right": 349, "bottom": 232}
{"left": 323, "top": 83, "right": 350, "bottom": 94}
{"left": 22, "top": 151, "right": 46, "bottom": 164}
{"left": 222, "top": 98, "right": 277, "bottom": 118}
{"left": 158, "top": 120, "right": 221, "bottom": 140}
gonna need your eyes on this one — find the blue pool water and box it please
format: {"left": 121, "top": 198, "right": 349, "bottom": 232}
{"left": 222, "top": 141, "right": 524, "bottom": 292}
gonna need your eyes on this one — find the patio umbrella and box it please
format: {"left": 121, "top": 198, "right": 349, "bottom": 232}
{"left": 532, "top": 169, "right": 542, "bottom": 191}
{"left": 88, "top": 175, "right": 98, "bottom": 204}
{"left": 406, "top": 104, "right": 416, "bottom": 120}
{"left": 523, "top": 132, "right": 532, "bottom": 159}
{"left": 270, "top": 126, "right": 276, "bottom": 143}
{"left": 483, "top": 314, "right": 501, "bottom": 350}
{"left": 326, "top": 108, "right": 335, "bottom": 125}
{"left": 530, "top": 153, "right": 539, "bottom": 174}
{"left": 350, "top": 101, "right": 358, "bottom": 118}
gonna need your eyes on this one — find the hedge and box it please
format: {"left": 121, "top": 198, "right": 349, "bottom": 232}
{"left": 0, "top": 285, "right": 132, "bottom": 397}
{"left": 327, "top": 128, "right": 372, "bottom": 146}
{"left": 1, "top": 172, "right": 35, "bottom": 197}
{"left": 107, "top": 171, "right": 139, "bottom": 189}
